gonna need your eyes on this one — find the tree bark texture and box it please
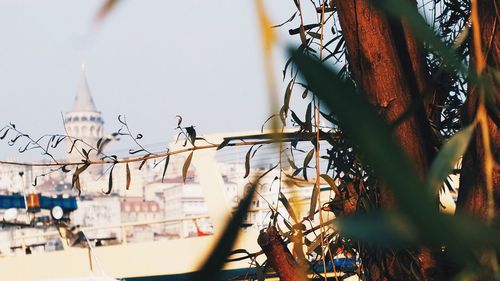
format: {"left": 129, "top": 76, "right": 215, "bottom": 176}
{"left": 334, "top": 0, "right": 439, "bottom": 280}
{"left": 452, "top": 1, "right": 500, "bottom": 279}
{"left": 334, "top": 0, "right": 434, "bottom": 183}
{"left": 257, "top": 226, "right": 306, "bottom": 281}
{"left": 457, "top": 0, "right": 500, "bottom": 224}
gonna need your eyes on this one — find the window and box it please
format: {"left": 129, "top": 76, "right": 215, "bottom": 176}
{"left": 81, "top": 116, "right": 88, "bottom": 121}
{"left": 73, "top": 116, "right": 80, "bottom": 122}
{"left": 90, "top": 116, "right": 96, "bottom": 121}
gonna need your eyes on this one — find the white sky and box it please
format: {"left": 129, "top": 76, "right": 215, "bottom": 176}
{"left": 0, "top": 0, "right": 300, "bottom": 160}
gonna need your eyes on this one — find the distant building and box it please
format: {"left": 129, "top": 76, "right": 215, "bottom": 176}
{"left": 120, "top": 197, "right": 161, "bottom": 222}
{"left": 72, "top": 196, "right": 121, "bottom": 240}
{"left": 161, "top": 183, "right": 211, "bottom": 237}
{"left": 64, "top": 65, "right": 104, "bottom": 175}
{"left": 120, "top": 197, "right": 162, "bottom": 242}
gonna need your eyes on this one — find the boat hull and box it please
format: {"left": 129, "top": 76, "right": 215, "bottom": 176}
{"left": 0, "top": 231, "right": 261, "bottom": 281}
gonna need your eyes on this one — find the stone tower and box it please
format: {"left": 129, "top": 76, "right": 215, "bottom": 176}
{"left": 64, "top": 65, "right": 104, "bottom": 174}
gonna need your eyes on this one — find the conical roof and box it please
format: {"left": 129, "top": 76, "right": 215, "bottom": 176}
{"left": 71, "top": 65, "right": 98, "bottom": 112}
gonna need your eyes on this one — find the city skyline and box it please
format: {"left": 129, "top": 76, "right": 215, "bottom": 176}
{"left": 0, "top": 0, "right": 297, "bottom": 161}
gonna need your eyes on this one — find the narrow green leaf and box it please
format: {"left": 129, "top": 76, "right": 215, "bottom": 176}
{"left": 251, "top": 144, "right": 263, "bottom": 158}
{"left": 308, "top": 184, "right": 319, "bottom": 220}
{"left": 256, "top": 164, "right": 279, "bottom": 181}
{"left": 320, "top": 174, "right": 341, "bottom": 198}
{"left": 302, "top": 148, "right": 314, "bottom": 180}
{"left": 307, "top": 31, "right": 322, "bottom": 40}
{"left": 426, "top": 124, "right": 475, "bottom": 193}
{"left": 279, "top": 192, "right": 298, "bottom": 223}
{"left": 182, "top": 152, "right": 194, "bottom": 183}
{"left": 305, "top": 102, "right": 312, "bottom": 132}
{"left": 292, "top": 167, "right": 303, "bottom": 177}
{"left": 291, "top": 110, "right": 307, "bottom": 129}
{"left": 287, "top": 157, "right": 298, "bottom": 170}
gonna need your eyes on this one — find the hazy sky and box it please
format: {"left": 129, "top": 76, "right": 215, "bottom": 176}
{"left": 0, "top": 0, "right": 302, "bottom": 160}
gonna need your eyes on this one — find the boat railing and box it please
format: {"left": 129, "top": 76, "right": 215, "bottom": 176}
{"left": 5, "top": 214, "right": 211, "bottom": 255}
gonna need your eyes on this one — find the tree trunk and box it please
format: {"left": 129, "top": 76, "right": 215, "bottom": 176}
{"left": 416, "top": 0, "right": 496, "bottom": 279}
{"left": 453, "top": 1, "right": 500, "bottom": 279}
{"left": 334, "top": 0, "right": 438, "bottom": 279}
{"left": 258, "top": 226, "right": 307, "bottom": 281}
{"left": 334, "top": 0, "right": 433, "bottom": 180}
{"left": 457, "top": 0, "right": 500, "bottom": 221}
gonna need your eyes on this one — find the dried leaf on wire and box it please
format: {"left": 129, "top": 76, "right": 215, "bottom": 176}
{"left": 182, "top": 152, "right": 194, "bottom": 183}
{"left": 126, "top": 163, "right": 131, "bottom": 190}
{"left": 162, "top": 154, "right": 171, "bottom": 183}
{"left": 103, "top": 164, "right": 115, "bottom": 195}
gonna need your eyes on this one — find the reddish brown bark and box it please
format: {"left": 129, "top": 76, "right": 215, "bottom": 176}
{"left": 334, "top": 0, "right": 433, "bottom": 180}
{"left": 334, "top": 0, "right": 439, "bottom": 280}
{"left": 402, "top": 0, "right": 453, "bottom": 141}
{"left": 399, "top": 3, "right": 435, "bottom": 126}
{"left": 257, "top": 226, "right": 306, "bottom": 281}
{"left": 452, "top": 1, "right": 500, "bottom": 279}
{"left": 457, "top": 0, "right": 500, "bottom": 224}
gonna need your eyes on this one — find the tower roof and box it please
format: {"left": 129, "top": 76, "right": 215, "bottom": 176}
{"left": 71, "top": 65, "right": 98, "bottom": 112}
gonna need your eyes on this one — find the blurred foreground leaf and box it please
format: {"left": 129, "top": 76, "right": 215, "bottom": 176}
{"left": 189, "top": 181, "right": 257, "bottom": 281}
{"left": 95, "top": 0, "right": 120, "bottom": 23}
{"left": 336, "top": 212, "right": 418, "bottom": 247}
{"left": 291, "top": 49, "right": 434, "bottom": 219}
{"left": 292, "top": 50, "right": 500, "bottom": 265}
{"left": 374, "top": 0, "right": 466, "bottom": 74}
{"left": 426, "top": 124, "right": 475, "bottom": 194}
